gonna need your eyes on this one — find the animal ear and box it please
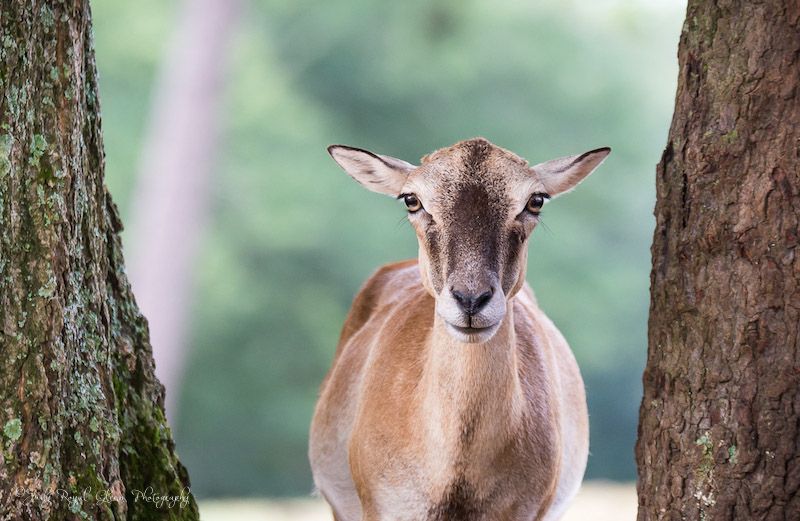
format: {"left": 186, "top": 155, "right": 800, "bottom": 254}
{"left": 531, "top": 147, "right": 611, "bottom": 197}
{"left": 327, "top": 145, "right": 416, "bottom": 197}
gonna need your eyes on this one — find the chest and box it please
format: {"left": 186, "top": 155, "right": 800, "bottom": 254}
{"left": 350, "top": 398, "right": 558, "bottom": 521}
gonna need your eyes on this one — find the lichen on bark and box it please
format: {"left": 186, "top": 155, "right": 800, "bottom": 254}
{"left": 0, "top": 1, "right": 198, "bottom": 519}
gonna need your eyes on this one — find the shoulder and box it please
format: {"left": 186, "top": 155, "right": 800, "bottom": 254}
{"left": 513, "top": 281, "right": 540, "bottom": 312}
{"left": 359, "top": 259, "right": 420, "bottom": 304}
{"left": 367, "top": 258, "right": 419, "bottom": 286}
{"left": 338, "top": 259, "right": 422, "bottom": 344}
{"left": 512, "top": 282, "right": 555, "bottom": 343}
{"left": 512, "top": 283, "right": 569, "bottom": 356}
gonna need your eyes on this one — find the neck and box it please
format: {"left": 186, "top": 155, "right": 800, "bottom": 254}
{"left": 420, "top": 304, "right": 524, "bottom": 460}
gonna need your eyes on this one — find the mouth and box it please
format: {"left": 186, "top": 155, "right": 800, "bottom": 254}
{"left": 448, "top": 323, "right": 495, "bottom": 335}
{"left": 445, "top": 321, "right": 500, "bottom": 343}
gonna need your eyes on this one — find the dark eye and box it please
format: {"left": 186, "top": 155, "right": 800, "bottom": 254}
{"left": 526, "top": 193, "right": 549, "bottom": 214}
{"left": 403, "top": 194, "right": 422, "bottom": 213}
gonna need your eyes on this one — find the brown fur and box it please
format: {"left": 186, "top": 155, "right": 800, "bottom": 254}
{"left": 311, "top": 138, "right": 605, "bottom": 521}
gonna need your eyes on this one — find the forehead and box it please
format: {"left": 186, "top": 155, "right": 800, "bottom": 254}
{"left": 402, "top": 138, "right": 540, "bottom": 216}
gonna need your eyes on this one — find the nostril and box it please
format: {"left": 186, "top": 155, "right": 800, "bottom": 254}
{"left": 451, "top": 289, "right": 468, "bottom": 307}
{"left": 474, "top": 289, "right": 493, "bottom": 311}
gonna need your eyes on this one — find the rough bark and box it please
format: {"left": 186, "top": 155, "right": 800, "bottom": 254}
{"left": 0, "top": 1, "right": 198, "bottom": 519}
{"left": 637, "top": 1, "right": 800, "bottom": 520}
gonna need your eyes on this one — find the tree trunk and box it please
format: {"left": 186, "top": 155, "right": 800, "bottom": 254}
{"left": 637, "top": 1, "right": 800, "bottom": 520}
{"left": 0, "top": 1, "right": 198, "bottom": 519}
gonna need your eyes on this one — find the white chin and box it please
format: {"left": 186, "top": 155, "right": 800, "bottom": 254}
{"left": 445, "top": 322, "right": 500, "bottom": 344}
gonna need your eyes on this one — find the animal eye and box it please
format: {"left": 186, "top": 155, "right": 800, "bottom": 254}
{"left": 526, "top": 193, "right": 549, "bottom": 214}
{"left": 403, "top": 194, "right": 422, "bottom": 213}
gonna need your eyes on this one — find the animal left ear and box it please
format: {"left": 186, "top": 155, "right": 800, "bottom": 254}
{"left": 327, "top": 145, "right": 416, "bottom": 197}
{"left": 531, "top": 147, "right": 611, "bottom": 197}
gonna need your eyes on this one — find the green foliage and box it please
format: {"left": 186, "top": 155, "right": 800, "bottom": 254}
{"left": 93, "top": 0, "right": 684, "bottom": 497}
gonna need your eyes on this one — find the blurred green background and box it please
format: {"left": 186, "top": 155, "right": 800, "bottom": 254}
{"left": 93, "top": 0, "right": 684, "bottom": 498}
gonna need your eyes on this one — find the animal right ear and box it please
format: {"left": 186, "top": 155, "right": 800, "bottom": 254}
{"left": 327, "top": 145, "right": 416, "bottom": 197}
{"left": 531, "top": 147, "right": 611, "bottom": 197}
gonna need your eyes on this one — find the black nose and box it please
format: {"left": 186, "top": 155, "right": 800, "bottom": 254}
{"left": 451, "top": 287, "right": 493, "bottom": 315}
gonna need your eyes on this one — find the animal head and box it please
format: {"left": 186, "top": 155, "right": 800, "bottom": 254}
{"left": 328, "top": 137, "right": 610, "bottom": 344}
